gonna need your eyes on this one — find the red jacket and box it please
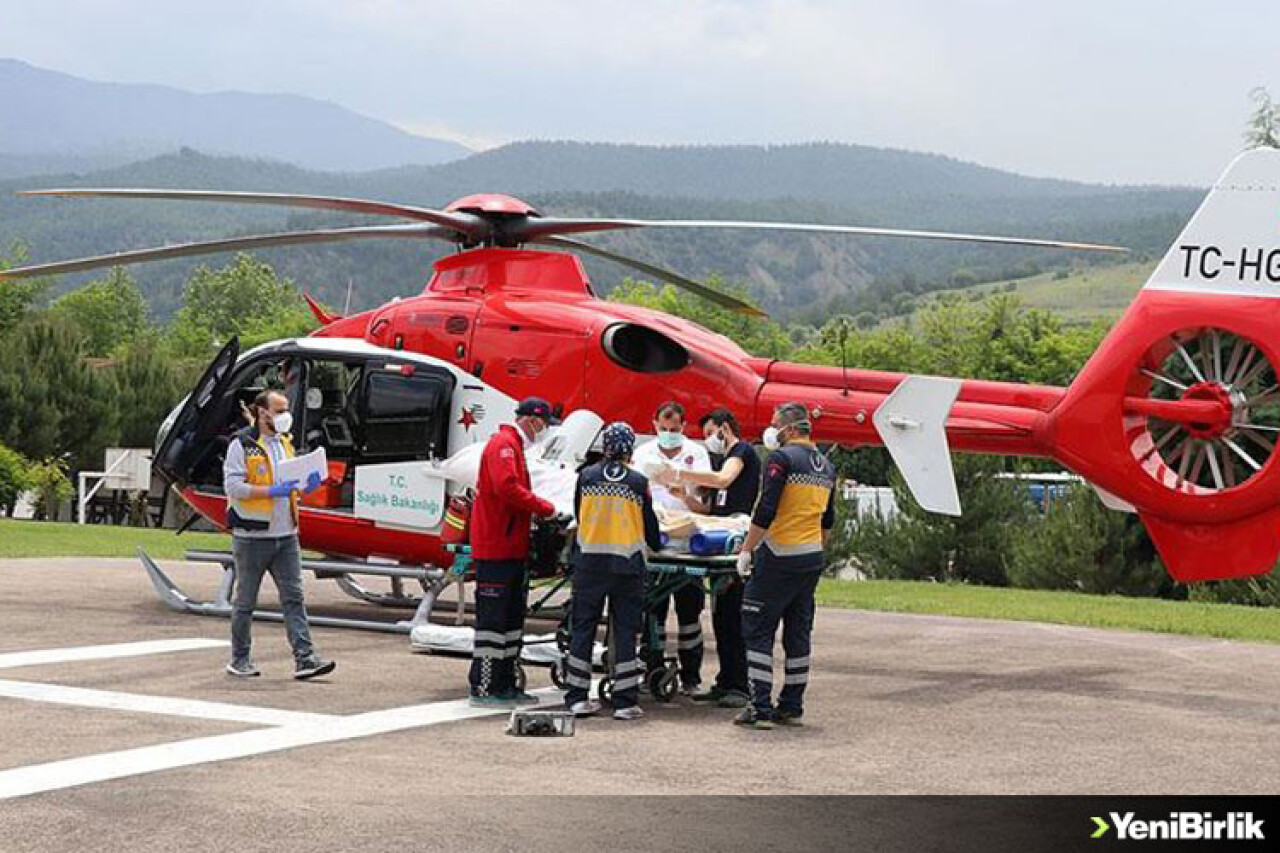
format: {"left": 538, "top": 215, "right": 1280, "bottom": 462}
{"left": 470, "top": 424, "right": 555, "bottom": 560}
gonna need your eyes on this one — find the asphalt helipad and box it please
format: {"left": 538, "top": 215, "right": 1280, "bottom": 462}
{"left": 0, "top": 556, "right": 1277, "bottom": 850}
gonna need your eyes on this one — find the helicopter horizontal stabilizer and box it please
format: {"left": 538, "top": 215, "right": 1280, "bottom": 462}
{"left": 873, "top": 375, "right": 962, "bottom": 516}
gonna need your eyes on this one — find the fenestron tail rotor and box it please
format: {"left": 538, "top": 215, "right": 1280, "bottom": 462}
{"left": 1133, "top": 328, "right": 1280, "bottom": 494}
{"left": 1, "top": 187, "right": 1129, "bottom": 316}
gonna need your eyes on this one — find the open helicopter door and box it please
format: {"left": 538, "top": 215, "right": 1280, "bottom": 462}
{"left": 153, "top": 337, "right": 240, "bottom": 486}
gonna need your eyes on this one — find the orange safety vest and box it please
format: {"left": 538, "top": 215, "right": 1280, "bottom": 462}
{"left": 226, "top": 428, "right": 299, "bottom": 532}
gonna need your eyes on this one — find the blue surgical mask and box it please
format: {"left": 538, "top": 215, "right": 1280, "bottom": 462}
{"left": 656, "top": 429, "right": 684, "bottom": 451}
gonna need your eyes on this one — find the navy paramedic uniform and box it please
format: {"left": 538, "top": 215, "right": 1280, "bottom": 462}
{"left": 741, "top": 439, "right": 836, "bottom": 720}
{"left": 564, "top": 460, "right": 663, "bottom": 710}
{"left": 708, "top": 439, "right": 761, "bottom": 697}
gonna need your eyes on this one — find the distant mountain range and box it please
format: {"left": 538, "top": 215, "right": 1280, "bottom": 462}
{"left": 0, "top": 57, "right": 1206, "bottom": 323}
{"left": 0, "top": 58, "right": 469, "bottom": 176}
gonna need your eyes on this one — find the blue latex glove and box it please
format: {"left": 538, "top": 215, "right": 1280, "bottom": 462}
{"left": 268, "top": 479, "right": 299, "bottom": 498}
{"left": 303, "top": 471, "right": 324, "bottom": 494}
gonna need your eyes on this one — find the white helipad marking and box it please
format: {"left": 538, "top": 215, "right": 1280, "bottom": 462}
{"left": 0, "top": 688, "right": 562, "bottom": 800}
{"left": 0, "top": 638, "right": 228, "bottom": 670}
{"left": 0, "top": 680, "right": 333, "bottom": 728}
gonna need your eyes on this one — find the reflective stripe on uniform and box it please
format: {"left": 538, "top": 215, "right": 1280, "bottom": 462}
{"left": 613, "top": 674, "right": 642, "bottom": 692}
{"left": 783, "top": 672, "right": 809, "bottom": 685}
{"left": 748, "top": 666, "right": 773, "bottom": 684}
{"left": 577, "top": 542, "right": 644, "bottom": 559}
{"left": 747, "top": 650, "right": 772, "bottom": 667}
{"left": 762, "top": 538, "right": 823, "bottom": 557}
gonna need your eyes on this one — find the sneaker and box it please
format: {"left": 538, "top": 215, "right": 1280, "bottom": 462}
{"left": 775, "top": 709, "right": 805, "bottom": 727}
{"left": 679, "top": 679, "right": 701, "bottom": 697}
{"left": 613, "top": 705, "right": 645, "bottom": 721}
{"left": 691, "top": 686, "right": 726, "bottom": 703}
{"left": 469, "top": 694, "right": 518, "bottom": 709}
{"left": 733, "top": 706, "right": 774, "bottom": 730}
{"left": 504, "top": 690, "right": 541, "bottom": 707}
{"left": 717, "top": 690, "right": 750, "bottom": 709}
{"left": 569, "top": 699, "right": 601, "bottom": 717}
{"left": 294, "top": 656, "right": 336, "bottom": 680}
{"left": 225, "top": 658, "right": 260, "bottom": 678}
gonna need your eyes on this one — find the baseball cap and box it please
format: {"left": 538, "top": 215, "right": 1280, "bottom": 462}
{"left": 515, "top": 397, "right": 553, "bottom": 421}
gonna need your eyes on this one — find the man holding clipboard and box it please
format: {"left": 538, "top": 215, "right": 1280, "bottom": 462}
{"left": 222, "top": 389, "right": 335, "bottom": 680}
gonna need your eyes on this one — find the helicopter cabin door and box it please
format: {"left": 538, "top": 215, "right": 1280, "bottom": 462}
{"left": 153, "top": 337, "right": 240, "bottom": 486}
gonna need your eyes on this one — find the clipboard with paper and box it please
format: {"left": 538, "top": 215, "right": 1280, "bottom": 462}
{"left": 276, "top": 447, "right": 328, "bottom": 486}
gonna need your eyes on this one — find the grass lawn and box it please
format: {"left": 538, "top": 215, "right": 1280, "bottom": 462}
{"left": 818, "top": 579, "right": 1280, "bottom": 645}
{"left": 0, "top": 518, "right": 229, "bottom": 560}
{"left": 2, "top": 519, "right": 1276, "bottom": 645}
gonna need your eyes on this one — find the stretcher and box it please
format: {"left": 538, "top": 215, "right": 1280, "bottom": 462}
{"left": 408, "top": 541, "right": 578, "bottom": 691}
{"left": 554, "top": 551, "right": 740, "bottom": 704}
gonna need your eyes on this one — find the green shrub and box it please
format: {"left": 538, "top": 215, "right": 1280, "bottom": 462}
{"left": 27, "top": 458, "right": 74, "bottom": 521}
{"left": 0, "top": 443, "right": 32, "bottom": 516}
{"left": 845, "top": 455, "right": 1033, "bottom": 586}
{"left": 1005, "top": 485, "right": 1175, "bottom": 597}
{"left": 1189, "top": 572, "right": 1280, "bottom": 607}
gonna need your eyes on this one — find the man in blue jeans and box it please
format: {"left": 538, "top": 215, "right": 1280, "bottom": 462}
{"left": 222, "top": 389, "right": 334, "bottom": 680}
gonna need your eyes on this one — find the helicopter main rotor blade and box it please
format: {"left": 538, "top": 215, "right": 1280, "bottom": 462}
{"left": 0, "top": 223, "right": 451, "bottom": 280}
{"left": 513, "top": 217, "right": 1128, "bottom": 253}
{"left": 18, "top": 189, "right": 490, "bottom": 242}
{"left": 536, "top": 235, "right": 768, "bottom": 318}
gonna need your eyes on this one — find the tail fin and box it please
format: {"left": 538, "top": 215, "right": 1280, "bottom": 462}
{"left": 1048, "top": 148, "right": 1280, "bottom": 581}
{"left": 303, "top": 292, "right": 339, "bottom": 326}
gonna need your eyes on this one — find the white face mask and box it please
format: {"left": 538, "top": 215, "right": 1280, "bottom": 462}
{"left": 762, "top": 426, "right": 782, "bottom": 451}
{"left": 271, "top": 411, "right": 293, "bottom": 435}
{"left": 705, "top": 432, "right": 726, "bottom": 455}
{"left": 656, "top": 429, "right": 684, "bottom": 451}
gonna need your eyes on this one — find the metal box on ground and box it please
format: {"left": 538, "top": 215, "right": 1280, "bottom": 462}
{"left": 507, "top": 709, "right": 575, "bottom": 737}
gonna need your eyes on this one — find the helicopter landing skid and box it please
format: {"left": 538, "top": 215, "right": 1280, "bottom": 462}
{"left": 137, "top": 547, "right": 448, "bottom": 634}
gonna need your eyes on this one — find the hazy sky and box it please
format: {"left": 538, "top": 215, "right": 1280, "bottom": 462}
{"left": 1, "top": 0, "right": 1275, "bottom": 185}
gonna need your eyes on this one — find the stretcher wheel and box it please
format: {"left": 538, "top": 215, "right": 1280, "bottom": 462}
{"left": 550, "top": 658, "right": 568, "bottom": 690}
{"left": 648, "top": 666, "right": 678, "bottom": 703}
{"left": 598, "top": 677, "right": 614, "bottom": 706}
{"left": 515, "top": 663, "right": 527, "bottom": 692}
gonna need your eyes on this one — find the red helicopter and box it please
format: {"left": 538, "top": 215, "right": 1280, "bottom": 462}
{"left": 3, "top": 148, "right": 1279, "bottom": 605}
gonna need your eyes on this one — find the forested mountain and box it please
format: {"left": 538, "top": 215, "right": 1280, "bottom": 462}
{"left": 0, "top": 59, "right": 469, "bottom": 177}
{"left": 0, "top": 144, "right": 1203, "bottom": 321}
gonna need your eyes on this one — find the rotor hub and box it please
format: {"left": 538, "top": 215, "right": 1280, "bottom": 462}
{"left": 1180, "top": 381, "right": 1235, "bottom": 439}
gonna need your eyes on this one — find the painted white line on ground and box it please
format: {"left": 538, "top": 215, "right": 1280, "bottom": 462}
{"left": 0, "top": 680, "right": 334, "bottom": 728}
{"left": 0, "top": 688, "right": 563, "bottom": 800}
{"left": 0, "top": 638, "right": 228, "bottom": 671}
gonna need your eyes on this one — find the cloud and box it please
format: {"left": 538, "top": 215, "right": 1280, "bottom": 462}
{"left": 0, "top": 0, "right": 1276, "bottom": 183}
